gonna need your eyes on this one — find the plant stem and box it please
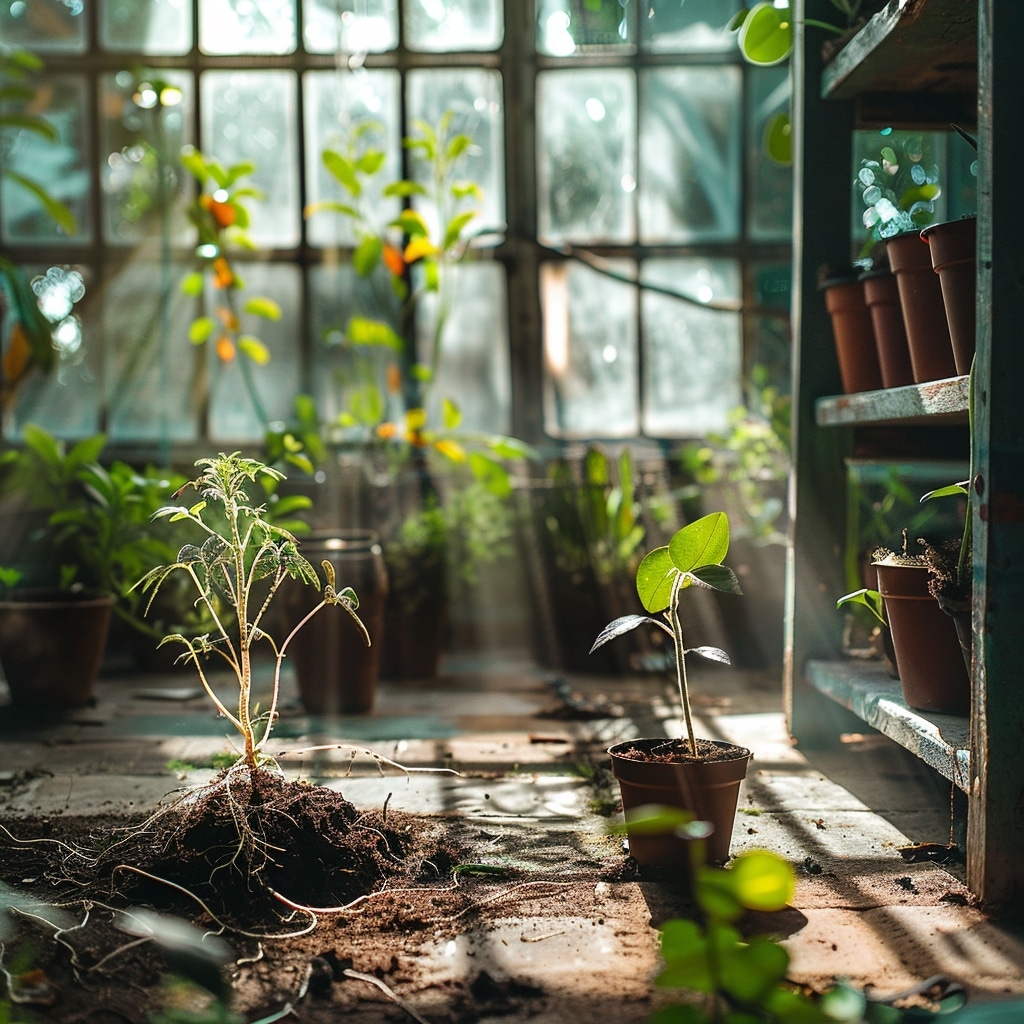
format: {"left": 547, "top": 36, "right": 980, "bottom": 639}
{"left": 670, "top": 573, "right": 697, "bottom": 758}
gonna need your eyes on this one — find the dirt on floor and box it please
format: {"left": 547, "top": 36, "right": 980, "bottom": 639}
{"left": 0, "top": 766, "right": 682, "bottom": 1024}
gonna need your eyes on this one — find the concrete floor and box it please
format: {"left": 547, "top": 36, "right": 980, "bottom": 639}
{"left": 2, "top": 651, "right": 1024, "bottom": 1016}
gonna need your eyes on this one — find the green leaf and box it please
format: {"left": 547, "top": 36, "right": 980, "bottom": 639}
{"left": 322, "top": 149, "right": 360, "bottom": 195}
{"left": 728, "top": 850, "right": 795, "bottom": 911}
{"left": 238, "top": 335, "right": 271, "bottom": 365}
{"left": 445, "top": 132, "right": 472, "bottom": 161}
{"left": 353, "top": 235, "right": 383, "bottom": 277}
{"left": 590, "top": 613, "right": 667, "bottom": 652}
{"left": 764, "top": 111, "right": 793, "bottom": 167}
{"left": 304, "top": 199, "right": 359, "bottom": 219}
{"left": 689, "top": 563, "right": 743, "bottom": 596}
{"left": 181, "top": 271, "right": 206, "bottom": 296}
{"left": 721, "top": 937, "right": 790, "bottom": 1002}
{"left": 356, "top": 149, "right": 386, "bottom": 176}
{"left": 668, "top": 512, "right": 731, "bottom": 573}
{"left": 242, "top": 296, "right": 282, "bottom": 320}
{"left": 836, "top": 587, "right": 886, "bottom": 625}
{"left": 921, "top": 481, "right": 970, "bottom": 501}
{"left": 346, "top": 316, "right": 403, "bottom": 351}
{"left": 384, "top": 180, "right": 428, "bottom": 199}
{"left": 180, "top": 147, "right": 209, "bottom": 184}
{"left": 737, "top": 1, "right": 793, "bottom": 66}
{"left": 394, "top": 208, "right": 430, "bottom": 238}
{"left": 5, "top": 172, "right": 76, "bottom": 234}
{"left": 442, "top": 397, "right": 462, "bottom": 430}
{"left": 636, "top": 546, "right": 674, "bottom": 614}
{"left": 444, "top": 210, "right": 477, "bottom": 250}
{"left": 188, "top": 317, "right": 217, "bottom": 344}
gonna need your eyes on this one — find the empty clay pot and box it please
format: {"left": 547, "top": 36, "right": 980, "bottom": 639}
{"left": 821, "top": 274, "right": 883, "bottom": 393}
{"left": 921, "top": 215, "right": 976, "bottom": 376}
{"left": 860, "top": 268, "right": 915, "bottom": 388}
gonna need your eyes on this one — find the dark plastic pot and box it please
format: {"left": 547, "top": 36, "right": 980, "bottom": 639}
{"left": 875, "top": 560, "right": 970, "bottom": 716}
{"left": 608, "top": 738, "right": 751, "bottom": 870}
{"left": 885, "top": 231, "right": 957, "bottom": 383}
{"left": 860, "top": 268, "right": 915, "bottom": 388}
{"left": 921, "top": 215, "right": 976, "bottom": 376}
{"left": 0, "top": 590, "right": 113, "bottom": 709}
{"left": 821, "top": 275, "right": 883, "bottom": 393}
{"left": 280, "top": 531, "right": 388, "bottom": 714}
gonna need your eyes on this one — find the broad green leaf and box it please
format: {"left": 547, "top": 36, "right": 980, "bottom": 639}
{"left": 353, "top": 235, "right": 382, "bottom": 277}
{"left": 921, "top": 481, "right": 970, "bottom": 501}
{"left": 737, "top": 1, "right": 792, "bottom": 65}
{"left": 836, "top": 587, "right": 885, "bottom": 625}
{"left": 383, "top": 180, "right": 428, "bottom": 199}
{"left": 181, "top": 271, "right": 205, "bottom": 296}
{"left": 590, "top": 613, "right": 667, "bottom": 652}
{"left": 442, "top": 397, "right": 462, "bottom": 430}
{"left": 668, "top": 512, "right": 730, "bottom": 573}
{"left": 346, "top": 316, "right": 402, "bottom": 351}
{"left": 393, "top": 208, "right": 430, "bottom": 238}
{"left": 242, "top": 296, "right": 282, "bottom": 320}
{"left": 729, "top": 850, "right": 794, "bottom": 911}
{"left": 180, "top": 148, "right": 209, "bottom": 183}
{"left": 445, "top": 132, "right": 472, "bottom": 161}
{"left": 636, "top": 546, "right": 674, "bottom": 614}
{"left": 355, "top": 148, "right": 386, "bottom": 176}
{"left": 322, "top": 149, "right": 359, "bottom": 195}
{"left": 238, "top": 335, "right": 271, "bottom": 365}
{"left": 765, "top": 111, "right": 792, "bottom": 167}
{"left": 189, "top": 317, "right": 217, "bottom": 344}
{"left": 622, "top": 805, "right": 695, "bottom": 837}
{"left": 721, "top": 937, "right": 790, "bottom": 1002}
{"left": 689, "top": 564, "right": 743, "bottom": 595}
{"left": 695, "top": 866, "right": 745, "bottom": 923}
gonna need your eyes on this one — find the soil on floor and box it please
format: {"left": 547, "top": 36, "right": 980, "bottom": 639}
{"left": 0, "top": 768, "right": 676, "bottom": 1024}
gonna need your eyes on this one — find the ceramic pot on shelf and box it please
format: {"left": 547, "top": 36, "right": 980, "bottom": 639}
{"left": 820, "top": 273, "right": 884, "bottom": 394}
{"left": 885, "top": 230, "right": 957, "bottom": 383}
{"left": 859, "top": 267, "right": 915, "bottom": 388}
{"left": 921, "top": 215, "right": 977, "bottom": 376}
{"left": 608, "top": 738, "right": 751, "bottom": 872}
{"left": 874, "top": 558, "right": 970, "bottom": 716}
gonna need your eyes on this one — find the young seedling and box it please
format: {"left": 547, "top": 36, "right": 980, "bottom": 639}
{"left": 591, "top": 512, "right": 742, "bottom": 758}
{"left": 134, "top": 453, "right": 368, "bottom": 770}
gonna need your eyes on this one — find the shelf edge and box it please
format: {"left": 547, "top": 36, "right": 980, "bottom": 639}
{"left": 805, "top": 659, "right": 971, "bottom": 791}
{"left": 815, "top": 376, "right": 969, "bottom": 426}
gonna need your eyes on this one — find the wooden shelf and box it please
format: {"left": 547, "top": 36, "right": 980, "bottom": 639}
{"left": 806, "top": 659, "right": 971, "bottom": 791}
{"left": 822, "top": 0, "right": 978, "bottom": 101}
{"left": 815, "top": 375, "right": 969, "bottom": 426}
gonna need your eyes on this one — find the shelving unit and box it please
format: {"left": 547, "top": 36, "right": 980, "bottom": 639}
{"left": 787, "top": 0, "right": 1024, "bottom": 905}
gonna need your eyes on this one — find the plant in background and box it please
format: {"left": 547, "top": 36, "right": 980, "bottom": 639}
{"left": 180, "top": 149, "right": 282, "bottom": 427}
{"left": 591, "top": 512, "right": 742, "bottom": 757}
{"left": 133, "top": 453, "right": 367, "bottom": 769}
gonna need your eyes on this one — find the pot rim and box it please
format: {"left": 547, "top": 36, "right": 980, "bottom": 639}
{"left": 607, "top": 737, "right": 751, "bottom": 762}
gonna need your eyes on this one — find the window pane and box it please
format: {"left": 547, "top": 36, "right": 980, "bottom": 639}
{"left": 536, "top": 0, "right": 636, "bottom": 55}
{"left": 747, "top": 66, "right": 792, "bottom": 242}
{"left": 423, "top": 262, "right": 511, "bottom": 434}
{"left": 308, "top": 262, "right": 401, "bottom": 440}
{"left": 200, "top": 70, "right": 300, "bottom": 247}
{"left": 641, "top": 258, "right": 741, "bottom": 436}
{"left": 0, "top": 0, "right": 86, "bottom": 52}
{"left": 750, "top": 261, "right": 792, "bottom": 391}
{"left": 639, "top": 66, "right": 740, "bottom": 244}
{"left": 640, "top": 0, "right": 737, "bottom": 53}
{"left": 407, "top": 68, "right": 506, "bottom": 243}
{"left": 304, "top": 0, "right": 398, "bottom": 53}
{"left": 199, "top": 0, "right": 296, "bottom": 55}
{"left": 100, "top": 0, "right": 193, "bottom": 54}
{"left": 100, "top": 70, "right": 194, "bottom": 246}
{"left": 5, "top": 264, "right": 100, "bottom": 437}
{"left": 304, "top": 68, "right": 401, "bottom": 249}
{"left": 208, "top": 263, "right": 302, "bottom": 440}
{"left": 537, "top": 68, "right": 636, "bottom": 244}
{"left": 542, "top": 260, "right": 638, "bottom": 438}
{"left": 405, "top": 0, "right": 502, "bottom": 52}
{"left": 104, "top": 261, "right": 199, "bottom": 441}
{"left": 1, "top": 74, "right": 91, "bottom": 244}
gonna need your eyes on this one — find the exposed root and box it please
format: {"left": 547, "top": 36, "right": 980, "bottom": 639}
{"left": 343, "top": 968, "right": 435, "bottom": 1024}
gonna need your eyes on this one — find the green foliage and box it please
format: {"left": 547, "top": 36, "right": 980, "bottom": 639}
{"left": 591, "top": 513, "right": 742, "bottom": 757}
{"left": 133, "top": 453, "right": 368, "bottom": 768}
{"left": 0, "top": 49, "right": 77, "bottom": 234}
{"left": 0, "top": 427, "right": 186, "bottom": 635}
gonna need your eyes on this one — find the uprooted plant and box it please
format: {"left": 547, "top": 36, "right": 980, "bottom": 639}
{"left": 133, "top": 451, "right": 367, "bottom": 769}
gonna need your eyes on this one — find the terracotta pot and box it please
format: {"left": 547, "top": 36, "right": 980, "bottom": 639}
{"left": 860, "top": 268, "right": 915, "bottom": 388}
{"left": 874, "top": 560, "right": 970, "bottom": 715}
{"left": 922, "top": 215, "right": 976, "bottom": 376}
{"left": 0, "top": 590, "right": 113, "bottom": 710}
{"left": 821, "top": 275, "right": 883, "bottom": 393}
{"left": 885, "top": 231, "right": 957, "bottom": 383}
{"left": 608, "top": 738, "right": 751, "bottom": 870}
{"left": 280, "top": 531, "right": 388, "bottom": 714}
{"left": 935, "top": 593, "right": 972, "bottom": 676}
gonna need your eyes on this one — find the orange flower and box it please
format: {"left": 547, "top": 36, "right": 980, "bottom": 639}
{"left": 201, "top": 194, "right": 236, "bottom": 229}
{"left": 383, "top": 243, "right": 405, "bottom": 277}
{"left": 385, "top": 362, "right": 402, "bottom": 395}
{"left": 215, "top": 335, "right": 236, "bottom": 362}
{"left": 212, "top": 257, "right": 234, "bottom": 289}
{"left": 376, "top": 422, "right": 398, "bottom": 440}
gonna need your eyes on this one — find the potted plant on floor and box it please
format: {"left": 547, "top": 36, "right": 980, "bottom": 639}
{"left": 591, "top": 511, "right": 751, "bottom": 871}
{"left": 0, "top": 427, "right": 182, "bottom": 709}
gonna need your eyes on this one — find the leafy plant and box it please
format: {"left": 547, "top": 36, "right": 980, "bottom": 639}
{"left": 590, "top": 512, "right": 743, "bottom": 758}
{"left": 653, "top": 846, "right": 972, "bottom": 1023}
{"left": 180, "top": 149, "right": 282, "bottom": 426}
{"left": 133, "top": 453, "right": 367, "bottom": 769}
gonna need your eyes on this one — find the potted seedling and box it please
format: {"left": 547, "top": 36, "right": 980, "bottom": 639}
{"left": 591, "top": 511, "right": 751, "bottom": 871}
{"left": 133, "top": 452, "right": 368, "bottom": 768}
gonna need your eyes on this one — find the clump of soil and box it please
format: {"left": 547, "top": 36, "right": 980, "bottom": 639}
{"left": 615, "top": 737, "right": 749, "bottom": 763}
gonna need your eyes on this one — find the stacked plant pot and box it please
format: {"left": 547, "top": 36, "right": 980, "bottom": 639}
{"left": 921, "top": 215, "right": 977, "bottom": 376}
{"left": 820, "top": 270, "right": 884, "bottom": 394}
